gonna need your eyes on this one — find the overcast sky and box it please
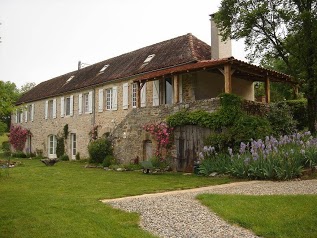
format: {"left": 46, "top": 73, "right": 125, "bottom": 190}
{"left": 0, "top": 0, "right": 246, "bottom": 89}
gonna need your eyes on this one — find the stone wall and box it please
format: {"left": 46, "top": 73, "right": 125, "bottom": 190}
{"left": 112, "top": 98, "right": 221, "bottom": 163}
{"left": 112, "top": 98, "right": 269, "bottom": 164}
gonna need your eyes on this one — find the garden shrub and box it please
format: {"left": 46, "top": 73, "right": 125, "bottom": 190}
{"left": 229, "top": 114, "right": 272, "bottom": 145}
{"left": 102, "top": 155, "right": 116, "bottom": 167}
{"left": 88, "top": 138, "right": 113, "bottom": 164}
{"left": 11, "top": 151, "right": 27, "bottom": 158}
{"left": 56, "top": 136, "right": 65, "bottom": 158}
{"left": 267, "top": 103, "right": 297, "bottom": 136}
{"left": 2, "top": 141, "right": 10, "bottom": 152}
{"left": 75, "top": 152, "right": 80, "bottom": 160}
{"left": 280, "top": 100, "right": 308, "bottom": 130}
{"left": 60, "top": 154, "right": 69, "bottom": 161}
{"left": 149, "top": 156, "right": 170, "bottom": 170}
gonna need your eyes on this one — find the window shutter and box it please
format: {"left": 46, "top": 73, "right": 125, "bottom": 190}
{"left": 88, "top": 91, "right": 93, "bottom": 114}
{"left": 60, "top": 97, "right": 65, "bottom": 117}
{"left": 112, "top": 86, "right": 118, "bottom": 110}
{"left": 141, "top": 82, "right": 146, "bottom": 107}
{"left": 31, "top": 104, "right": 34, "bottom": 121}
{"left": 15, "top": 110, "right": 18, "bottom": 123}
{"left": 25, "top": 107, "right": 28, "bottom": 122}
{"left": 122, "top": 83, "right": 129, "bottom": 109}
{"left": 153, "top": 80, "right": 160, "bottom": 106}
{"left": 70, "top": 95, "right": 74, "bottom": 116}
{"left": 98, "top": 89, "right": 103, "bottom": 112}
{"left": 53, "top": 99, "right": 57, "bottom": 118}
{"left": 78, "top": 93, "right": 82, "bottom": 115}
{"left": 179, "top": 77, "right": 183, "bottom": 103}
{"left": 45, "top": 100, "right": 48, "bottom": 119}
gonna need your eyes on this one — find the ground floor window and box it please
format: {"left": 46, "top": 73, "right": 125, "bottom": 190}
{"left": 48, "top": 135, "right": 57, "bottom": 158}
{"left": 71, "top": 133, "right": 77, "bottom": 160}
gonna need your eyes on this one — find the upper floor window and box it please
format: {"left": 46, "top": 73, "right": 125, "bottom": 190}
{"left": 48, "top": 100, "right": 54, "bottom": 119}
{"left": 27, "top": 104, "right": 33, "bottom": 121}
{"left": 65, "top": 97, "right": 71, "bottom": 116}
{"left": 45, "top": 99, "right": 56, "bottom": 119}
{"left": 105, "top": 86, "right": 118, "bottom": 111}
{"left": 83, "top": 93, "right": 89, "bottom": 113}
{"left": 106, "top": 88, "right": 113, "bottom": 110}
{"left": 61, "top": 95, "right": 73, "bottom": 117}
{"left": 16, "top": 110, "right": 23, "bottom": 123}
{"left": 165, "top": 78, "right": 173, "bottom": 105}
{"left": 79, "top": 91, "right": 92, "bottom": 115}
{"left": 132, "top": 83, "right": 137, "bottom": 108}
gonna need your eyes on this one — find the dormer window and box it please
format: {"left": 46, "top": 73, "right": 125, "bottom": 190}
{"left": 99, "top": 64, "right": 109, "bottom": 73}
{"left": 143, "top": 54, "right": 155, "bottom": 64}
{"left": 66, "top": 76, "right": 74, "bottom": 83}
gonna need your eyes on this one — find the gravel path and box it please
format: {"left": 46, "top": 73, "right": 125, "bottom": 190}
{"left": 102, "top": 180, "right": 317, "bottom": 238}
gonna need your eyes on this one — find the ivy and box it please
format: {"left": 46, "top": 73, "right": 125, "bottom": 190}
{"left": 167, "top": 93, "right": 273, "bottom": 151}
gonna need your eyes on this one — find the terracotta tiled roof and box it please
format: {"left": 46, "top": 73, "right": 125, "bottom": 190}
{"left": 16, "top": 33, "right": 211, "bottom": 105}
{"left": 135, "top": 57, "right": 293, "bottom": 83}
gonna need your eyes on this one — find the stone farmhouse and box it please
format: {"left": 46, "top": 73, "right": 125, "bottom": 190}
{"left": 13, "top": 16, "right": 292, "bottom": 169}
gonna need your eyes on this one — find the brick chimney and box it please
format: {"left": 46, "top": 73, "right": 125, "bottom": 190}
{"left": 210, "top": 13, "right": 232, "bottom": 59}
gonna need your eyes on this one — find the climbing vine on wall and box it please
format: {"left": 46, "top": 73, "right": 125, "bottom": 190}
{"left": 9, "top": 125, "right": 31, "bottom": 151}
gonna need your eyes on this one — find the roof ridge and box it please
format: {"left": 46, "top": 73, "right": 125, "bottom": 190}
{"left": 187, "top": 33, "right": 198, "bottom": 61}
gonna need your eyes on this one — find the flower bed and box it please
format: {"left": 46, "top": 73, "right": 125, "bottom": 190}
{"left": 199, "top": 131, "right": 317, "bottom": 180}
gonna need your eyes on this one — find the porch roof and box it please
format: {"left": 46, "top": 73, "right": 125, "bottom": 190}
{"left": 134, "top": 57, "right": 293, "bottom": 83}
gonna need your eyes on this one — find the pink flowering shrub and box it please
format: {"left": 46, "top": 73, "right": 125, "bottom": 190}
{"left": 143, "top": 122, "right": 173, "bottom": 158}
{"left": 9, "top": 125, "right": 31, "bottom": 151}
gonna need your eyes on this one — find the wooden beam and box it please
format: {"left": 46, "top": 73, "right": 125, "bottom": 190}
{"left": 173, "top": 75, "right": 179, "bottom": 104}
{"left": 136, "top": 81, "right": 141, "bottom": 108}
{"left": 265, "top": 76, "right": 271, "bottom": 103}
{"left": 224, "top": 64, "right": 232, "bottom": 93}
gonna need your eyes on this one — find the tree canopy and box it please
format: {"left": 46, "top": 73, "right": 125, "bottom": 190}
{"left": 215, "top": 0, "right": 317, "bottom": 132}
{"left": 0, "top": 81, "right": 36, "bottom": 135}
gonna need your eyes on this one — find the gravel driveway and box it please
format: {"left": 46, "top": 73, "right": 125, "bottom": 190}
{"left": 102, "top": 180, "right": 317, "bottom": 238}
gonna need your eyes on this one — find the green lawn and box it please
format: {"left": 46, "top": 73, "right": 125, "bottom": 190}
{"left": 0, "top": 158, "right": 233, "bottom": 238}
{"left": 197, "top": 194, "right": 317, "bottom": 238}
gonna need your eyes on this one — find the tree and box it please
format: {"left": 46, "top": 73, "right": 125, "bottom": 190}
{"left": 0, "top": 81, "right": 20, "bottom": 135}
{"left": 214, "top": 1, "right": 317, "bottom": 133}
{"left": 19, "top": 82, "right": 36, "bottom": 94}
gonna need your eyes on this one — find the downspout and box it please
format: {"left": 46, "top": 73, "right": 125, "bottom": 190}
{"left": 92, "top": 88, "right": 96, "bottom": 126}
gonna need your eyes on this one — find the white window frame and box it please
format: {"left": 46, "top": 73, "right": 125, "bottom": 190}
{"left": 71, "top": 133, "right": 77, "bottom": 160}
{"left": 132, "top": 83, "right": 137, "bottom": 108}
{"left": 83, "top": 93, "right": 89, "bottom": 114}
{"left": 141, "top": 82, "right": 146, "bottom": 107}
{"left": 64, "top": 95, "right": 73, "bottom": 116}
{"left": 27, "top": 104, "right": 32, "bottom": 122}
{"left": 16, "top": 110, "right": 23, "bottom": 123}
{"left": 106, "top": 88, "right": 113, "bottom": 110}
{"left": 48, "top": 135, "right": 57, "bottom": 159}
{"left": 122, "top": 83, "right": 129, "bottom": 110}
{"left": 98, "top": 89, "right": 103, "bottom": 112}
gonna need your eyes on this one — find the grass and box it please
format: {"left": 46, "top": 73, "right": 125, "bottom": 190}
{"left": 197, "top": 194, "right": 317, "bottom": 238}
{"left": 0, "top": 158, "right": 233, "bottom": 238}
